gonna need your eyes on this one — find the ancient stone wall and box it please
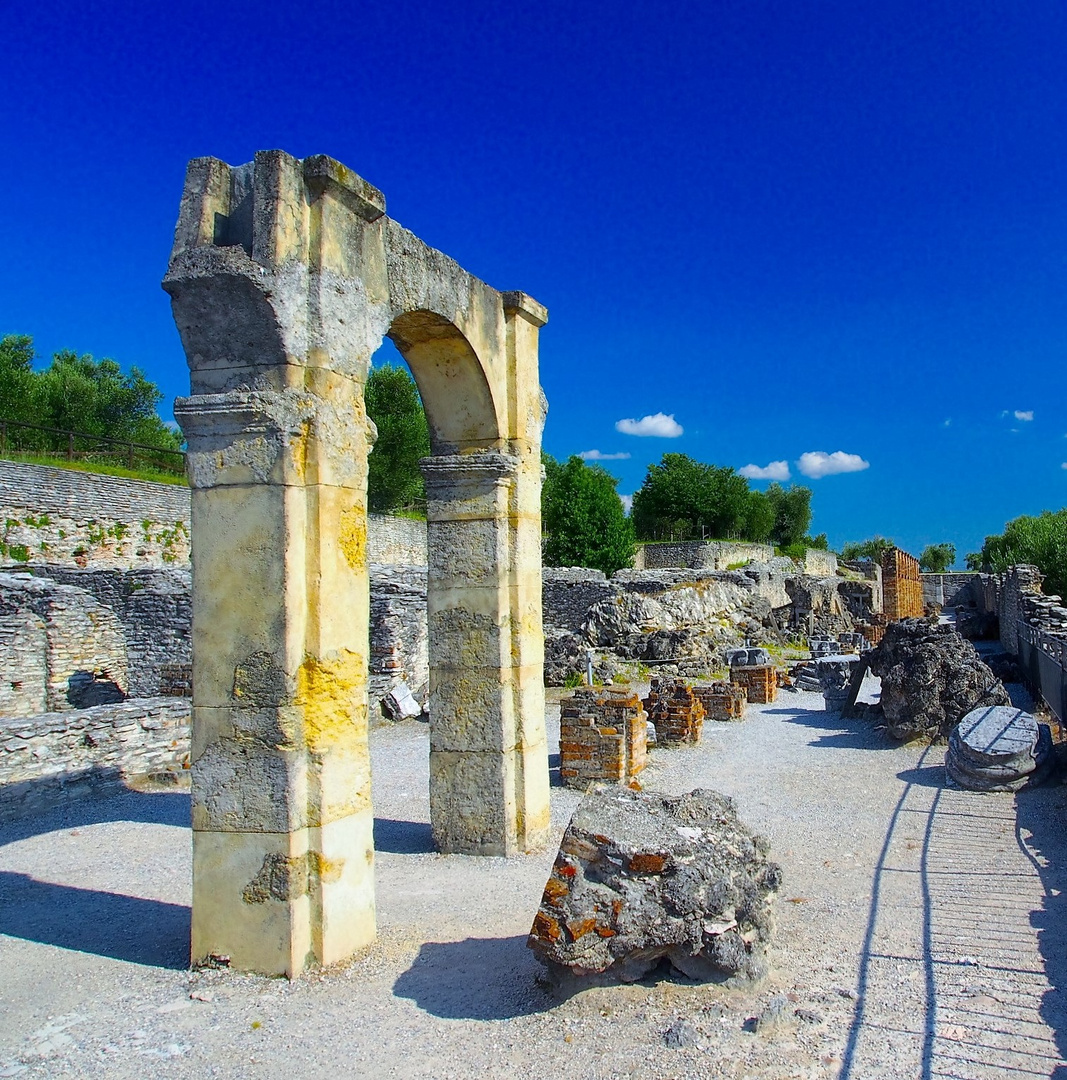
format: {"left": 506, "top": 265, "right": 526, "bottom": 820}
{"left": 368, "top": 566, "right": 429, "bottom": 710}
{"left": 0, "top": 697, "right": 189, "bottom": 820}
{"left": 23, "top": 566, "right": 190, "bottom": 699}
{"left": 999, "top": 565, "right": 1044, "bottom": 655}
{"left": 0, "top": 572, "right": 128, "bottom": 713}
{"left": 0, "top": 460, "right": 190, "bottom": 569}
{"left": 921, "top": 572, "right": 979, "bottom": 609}
{"left": 542, "top": 567, "right": 617, "bottom": 633}
{"left": 882, "top": 547, "right": 924, "bottom": 621}
{"left": 635, "top": 540, "right": 774, "bottom": 571}
{"left": 803, "top": 549, "right": 838, "bottom": 576}
{"left": 692, "top": 681, "right": 747, "bottom": 721}
{"left": 730, "top": 664, "right": 778, "bottom": 705}
{"left": 643, "top": 678, "right": 705, "bottom": 745}
{"left": 366, "top": 515, "right": 427, "bottom": 566}
{"left": 0, "top": 459, "right": 426, "bottom": 572}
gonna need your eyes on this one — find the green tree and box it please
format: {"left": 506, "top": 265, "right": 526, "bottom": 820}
{"left": 0, "top": 335, "right": 40, "bottom": 426}
{"left": 919, "top": 542, "right": 956, "bottom": 573}
{"left": 764, "top": 482, "right": 813, "bottom": 547}
{"left": 841, "top": 535, "right": 896, "bottom": 562}
{"left": 631, "top": 453, "right": 763, "bottom": 541}
{"left": 542, "top": 454, "right": 635, "bottom": 575}
{"left": 807, "top": 532, "right": 829, "bottom": 550}
{"left": 35, "top": 349, "right": 180, "bottom": 447}
{"left": 973, "top": 510, "right": 1067, "bottom": 598}
{"left": 364, "top": 362, "right": 431, "bottom": 513}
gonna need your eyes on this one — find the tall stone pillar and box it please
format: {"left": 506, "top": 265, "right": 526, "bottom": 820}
{"left": 166, "top": 151, "right": 384, "bottom": 975}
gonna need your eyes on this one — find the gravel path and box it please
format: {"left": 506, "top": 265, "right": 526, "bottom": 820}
{"left": 1, "top": 680, "right": 1066, "bottom": 1079}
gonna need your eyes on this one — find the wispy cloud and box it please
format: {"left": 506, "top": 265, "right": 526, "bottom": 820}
{"left": 943, "top": 418, "right": 952, "bottom": 427}
{"left": 579, "top": 449, "right": 631, "bottom": 461}
{"left": 1061, "top": 463, "right": 1067, "bottom": 471}
{"left": 739, "top": 460, "right": 790, "bottom": 481}
{"left": 796, "top": 450, "right": 870, "bottom": 479}
{"left": 1015, "top": 410, "right": 1034, "bottom": 421}
{"left": 619, "top": 493, "right": 633, "bottom": 514}
{"left": 615, "top": 412, "right": 684, "bottom": 438}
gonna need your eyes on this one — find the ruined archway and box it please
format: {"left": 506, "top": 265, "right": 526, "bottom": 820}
{"left": 163, "top": 151, "right": 550, "bottom": 976}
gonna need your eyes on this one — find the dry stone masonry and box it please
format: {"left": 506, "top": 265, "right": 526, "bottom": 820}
{"left": 559, "top": 687, "right": 647, "bottom": 789}
{"left": 0, "top": 697, "right": 190, "bottom": 820}
{"left": 164, "top": 150, "right": 549, "bottom": 975}
{"left": 528, "top": 786, "right": 782, "bottom": 984}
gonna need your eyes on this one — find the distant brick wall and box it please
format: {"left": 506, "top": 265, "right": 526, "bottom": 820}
{"left": 0, "top": 697, "right": 190, "bottom": 820}
{"left": 882, "top": 548, "right": 923, "bottom": 621}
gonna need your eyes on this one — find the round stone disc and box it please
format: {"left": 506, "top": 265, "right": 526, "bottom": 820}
{"left": 957, "top": 705, "right": 1038, "bottom": 761}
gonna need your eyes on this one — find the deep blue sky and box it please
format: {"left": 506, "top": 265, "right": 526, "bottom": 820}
{"left": 4, "top": 0, "right": 1067, "bottom": 564}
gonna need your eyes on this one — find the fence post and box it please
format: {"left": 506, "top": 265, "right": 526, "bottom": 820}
{"left": 67, "top": 432, "right": 74, "bottom": 461}
{"left": 1, "top": 421, "right": 6, "bottom": 453}
{"left": 127, "top": 442, "right": 134, "bottom": 468}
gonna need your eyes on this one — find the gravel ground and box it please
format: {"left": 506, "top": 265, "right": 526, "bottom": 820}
{"left": 2, "top": 678, "right": 1066, "bottom": 1079}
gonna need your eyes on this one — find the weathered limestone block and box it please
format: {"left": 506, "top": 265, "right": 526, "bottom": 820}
{"left": 643, "top": 677, "right": 705, "bottom": 745}
{"left": 528, "top": 786, "right": 781, "bottom": 983}
{"left": 559, "top": 686, "right": 647, "bottom": 789}
{"left": 868, "top": 619, "right": 1009, "bottom": 742}
{"left": 946, "top": 705, "right": 1053, "bottom": 791}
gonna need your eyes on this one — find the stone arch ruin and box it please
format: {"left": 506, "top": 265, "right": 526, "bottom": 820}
{"left": 163, "top": 151, "right": 550, "bottom": 976}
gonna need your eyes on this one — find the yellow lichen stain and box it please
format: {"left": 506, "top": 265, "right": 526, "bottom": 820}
{"left": 296, "top": 651, "right": 366, "bottom": 752}
{"left": 291, "top": 421, "right": 310, "bottom": 481}
{"left": 308, "top": 852, "right": 345, "bottom": 884}
{"left": 338, "top": 508, "right": 366, "bottom": 571}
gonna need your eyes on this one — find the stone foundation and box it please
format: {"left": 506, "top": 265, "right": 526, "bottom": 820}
{"left": 693, "top": 681, "right": 747, "bottom": 721}
{"left": 559, "top": 686, "right": 647, "bottom": 789}
{"left": 730, "top": 664, "right": 778, "bottom": 705}
{"left": 643, "top": 677, "right": 705, "bottom": 745}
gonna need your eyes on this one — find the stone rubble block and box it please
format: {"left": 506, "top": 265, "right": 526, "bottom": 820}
{"left": 528, "top": 786, "right": 781, "bottom": 983}
{"left": 946, "top": 705, "right": 1053, "bottom": 792}
{"left": 868, "top": 619, "right": 1010, "bottom": 742}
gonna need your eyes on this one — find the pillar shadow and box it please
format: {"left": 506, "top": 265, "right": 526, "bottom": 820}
{"left": 0, "top": 871, "right": 190, "bottom": 969}
{"left": 373, "top": 817, "right": 435, "bottom": 854}
{"left": 393, "top": 935, "right": 552, "bottom": 1019}
{"left": 0, "top": 780, "right": 190, "bottom": 847}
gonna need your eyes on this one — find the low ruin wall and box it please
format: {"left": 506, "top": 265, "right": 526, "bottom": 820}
{"left": 0, "top": 697, "right": 190, "bottom": 820}
{"left": 635, "top": 540, "right": 774, "bottom": 571}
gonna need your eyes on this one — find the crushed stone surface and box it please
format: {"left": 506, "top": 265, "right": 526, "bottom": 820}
{"left": 1, "top": 676, "right": 1066, "bottom": 1079}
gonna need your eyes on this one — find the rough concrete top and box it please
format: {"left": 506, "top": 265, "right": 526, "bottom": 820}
{"left": 957, "top": 705, "right": 1039, "bottom": 758}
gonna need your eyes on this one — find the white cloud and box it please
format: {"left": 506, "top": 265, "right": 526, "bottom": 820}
{"left": 579, "top": 449, "right": 631, "bottom": 461}
{"left": 796, "top": 450, "right": 870, "bottom": 479}
{"left": 1061, "top": 463, "right": 1067, "bottom": 470}
{"left": 739, "top": 460, "right": 791, "bottom": 481}
{"left": 619, "top": 493, "right": 633, "bottom": 514}
{"left": 615, "top": 412, "right": 684, "bottom": 438}
{"left": 1015, "top": 410, "right": 1034, "bottom": 421}
{"left": 943, "top": 418, "right": 952, "bottom": 427}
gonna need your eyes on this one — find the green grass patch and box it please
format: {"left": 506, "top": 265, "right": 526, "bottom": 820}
{"left": 0, "top": 452, "right": 186, "bottom": 487}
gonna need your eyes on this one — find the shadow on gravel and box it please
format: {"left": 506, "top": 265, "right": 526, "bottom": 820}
{"left": 1016, "top": 787, "right": 1067, "bottom": 1075}
{"left": 773, "top": 708, "right": 896, "bottom": 751}
{"left": 895, "top": 764, "right": 949, "bottom": 789}
{"left": 393, "top": 935, "right": 551, "bottom": 1019}
{"left": 0, "top": 871, "right": 190, "bottom": 968}
{"left": 0, "top": 787, "right": 189, "bottom": 848}
{"left": 374, "top": 817, "right": 435, "bottom": 854}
